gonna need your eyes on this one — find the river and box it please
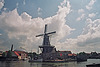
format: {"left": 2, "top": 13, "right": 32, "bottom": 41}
{"left": 0, "top": 59, "right": 100, "bottom": 67}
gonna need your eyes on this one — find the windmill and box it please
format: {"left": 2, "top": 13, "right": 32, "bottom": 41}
{"left": 36, "top": 24, "right": 56, "bottom": 53}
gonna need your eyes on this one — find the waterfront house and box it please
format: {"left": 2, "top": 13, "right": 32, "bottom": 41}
{"left": 4, "top": 50, "right": 28, "bottom": 60}
{"left": 56, "top": 51, "right": 76, "bottom": 60}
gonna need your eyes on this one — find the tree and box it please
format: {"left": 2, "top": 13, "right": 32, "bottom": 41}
{"left": 6, "top": 50, "right": 12, "bottom": 58}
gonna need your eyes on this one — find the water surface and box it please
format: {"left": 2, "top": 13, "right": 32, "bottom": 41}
{"left": 0, "top": 59, "right": 100, "bottom": 67}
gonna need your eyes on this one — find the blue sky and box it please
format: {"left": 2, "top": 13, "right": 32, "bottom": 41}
{"left": 2, "top": 0, "right": 63, "bottom": 18}
{"left": 0, "top": 0, "right": 100, "bottom": 53}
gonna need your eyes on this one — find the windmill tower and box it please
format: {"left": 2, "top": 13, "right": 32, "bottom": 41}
{"left": 36, "top": 24, "right": 56, "bottom": 54}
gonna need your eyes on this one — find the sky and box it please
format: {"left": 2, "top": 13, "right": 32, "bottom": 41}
{"left": 0, "top": 0, "right": 100, "bottom": 53}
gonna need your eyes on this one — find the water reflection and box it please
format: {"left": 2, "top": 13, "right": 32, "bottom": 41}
{"left": 1, "top": 59, "right": 100, "bottom": 67}
{"left": 30, "top": 62, "right": 77, "bottom": 67}
{"left": 0, "top": 61, "right": 30, "bottom": 67}
{"left": 0, "top": 61, "right": 77, "bottom": 67}
{"left": 5, "top": 61, "right": 12, "bottom": 67}
{"left": 0, "top": 61, "right": 12, "bottom": 67}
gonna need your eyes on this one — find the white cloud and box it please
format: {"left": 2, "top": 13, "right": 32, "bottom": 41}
{"left": 23, "top": 0, "right": 26, "bottom": 5}
{"left": 86, "top": 0, "right": 96, "bottom": 10}
{"left": 88, "top": 13, "right": 96, "bottom": 18}
{"left": 77, "top": 18, "right": 100, "bottom": 47}
{"left": 64, "top": 18, "right": 100, "bottom": 52}
{"left": 0, "top": 0, "right": 74, "bottom": 52}
{"left": 0, "top": 33, "right": 2, "bottom": 36}
{"left": 78, "top": 9, "right": 84, "bottom": 14}
{"left": 37, "top": 7, "right": 42, "bottom": 16}
{"left": 37, "top": 7, "right": 42, "bottom": 12}
{"left": 61, "top": 0, "right": 67, "bottom": 6}
{"left": 3, "top": 8, "right": 7, "bottom": 11}
{"left": 0, "top": 0, "right": 4, "bottom": 10}
{"left": 76, "top": 14, "right": 85, "bottom": 21}
{"left": 16, "top": 3, "right": 19, "bottom": 8}
{"left": 21, "top": 12, "right": 32, "bottom": 21}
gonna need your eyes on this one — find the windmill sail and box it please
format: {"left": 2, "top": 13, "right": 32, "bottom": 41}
{"left": 11, "top": 44, "right": 13, "bottom": 51}
{"left": 47, "top": 31, "right": 56, "bottom": 35}
{"left": 36, "top": 34, "right": 44, "bottom": 37}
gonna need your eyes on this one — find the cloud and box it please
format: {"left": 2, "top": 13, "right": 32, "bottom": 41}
{"left": 16, "top": 2, "right": 19, "bottom": 8}
{"left": 61, "top": 0, "right": 67, "bottom": 6}
{"left": 64, "top": 18, "right": 100, "bottom": 52}
{"left": 86, "top": 0, "right": 96, "bottom": 10}
{"left": 0, "top": 0, "right": 4, "bottom": 10}
{"left": 0, "top": 0, "right": 74, "bottom": 52}
{"left": 21, "top": 12, "right": 32, "bottom": 21}
{"left": 77, "top": 18, "right": 100, "bottom": 50}
{"left": 76, "top": 14, "right": 85, "bottom": 21}
{"left": 23, "top": 0, "right": 26, "bottom": 5}
{"left": 78, "top": 9, "right": 84, "bottom": 14}
{"left": 3, "top": 8, "right": 7, "bottom": 11}
{"left": 37, "top": 7, "right": 42, "bottom": 16}
{"left": 88, "top": 13, "right": 96, "bottom": 18}
{"left": 0, "top": 33, "right": 2, "bottom": 36}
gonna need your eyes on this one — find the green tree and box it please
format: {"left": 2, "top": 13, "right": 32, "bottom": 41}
{"left": 7, "top": 50, "right": 12, "bottom": 58}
